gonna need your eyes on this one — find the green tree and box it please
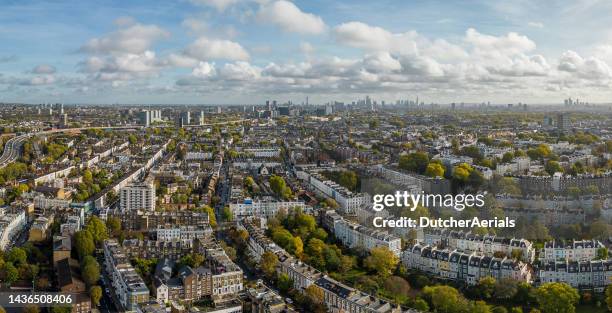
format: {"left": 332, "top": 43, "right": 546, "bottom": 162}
{"left": 476, "top": 276, "right": 497, "bottom": 300}
{"left": 3, "top": 262, "right": 18, "bottom": 284}
{"left": 605, "top": 284, "right": 612, "bottom": 311}
{"left": 85, "top": 216, "right": 108, "bottom": 244}
{"left": 260, "top": 251, "right": 278, "bottom": 279}
{"left": 364, "top": 246, "right": 399, "bottom": 278}
{"left": 412, "top": 298, "right": 429, "bottom": 312}
{"left": 81, "top": 256, "right": 100, "bottom": 286}
{"left": 74, "top": 230, "right": 95, "bottom": 260}
{"left": 222, "top": 206, "right": 233, "bottom": 222}
{"left": 6, "top": 247, "right": 27, "bottom": 265}
{"left": 423, "top": 285, "right": 468, "bottom": 313}
{"left": 545, "top": 160, "right": 563, "bottom": 176}
{"left": 90, "top": 285, "right": 102, "bottom": 306}
{"left": 535, "top": 282, "right": 579, "bottom": 313}
{"left": 469, "top": 301, "right": 492, "bottom": 313}
{"left": 105, "top": 217, "right": 122, "bottom": 237}
{"left": 269, "top": 175, "right": 287, "bottom": 195}
{"left": 399, "top": 152, "right": 430, "bottom": 174}
{"left": 277, "top": 273, "right": 293, "bottom": 293}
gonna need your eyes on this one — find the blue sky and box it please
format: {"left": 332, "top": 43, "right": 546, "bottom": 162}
{"left": 1, "top": 0, "right": 612, "bottom": 104}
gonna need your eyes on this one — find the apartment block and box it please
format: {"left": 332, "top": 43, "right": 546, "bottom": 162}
{"left": 120, "top": 183, "right": 156, "bottom": 211}
{"left": 103, "top": 240, "right": 150, "bottom": 311}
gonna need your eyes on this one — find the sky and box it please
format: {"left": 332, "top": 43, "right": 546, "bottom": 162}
{"left": 1, "top": 0, "right": 612, "bottom": 105}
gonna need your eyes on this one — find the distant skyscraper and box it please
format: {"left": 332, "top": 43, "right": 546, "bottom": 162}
{"left": 60, "top": 113, "right": 68, "bottom": 128}
{"left": 139, "top": 111, "right": 151, "bottom": 127}
{"left": 556, "top": 113, "right": 570, "bottom": 131}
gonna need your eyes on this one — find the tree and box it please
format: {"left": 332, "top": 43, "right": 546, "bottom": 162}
{"left": 269, "top": 175, "right": 287, "bottom": 195}
{"left": 399, "top": 152, "right": 430, "bottom": 174}
{"left": 364, "top": 247, "right": 399, "bottom": 278}
{"left": 277, "top": 273, "right": 293, "bottom": 293}
{"left": 85, "top": 216, "right": 108, "bottom": 244}
{"left": 476, "top": 276, "right": 496, "bottom": 300}
{"left": 23, "top": 305, "right": 40, "bottom": 313}
{"left": 425, "top": 162, "right": 445, "bottom": 178}
{"left": 605, "top": 284, "right": 612, "bottom": 311}
{"left": 106, "top": 217, "right": 122, "bottom": 237}
{"left": 81, "top": 256, "right": 100, "bottom": 286}
{"left": 260, "top": 251, "right": 278, "bottom": 278}
{"left": 199, "top": 206, "right": 216, "bottom": 227}
{"left": 453, "top": 163, "right": 473, "bottom": 183}
{"left": 6, "top": 247, "right": 27, "bottom": 265}
{"left": 74, "top": 230, "right": 95, "bottom": 260}
{"left": 510, "top": 307, "right": 523, "bottom": 313}
{"left": 535, "top": 282, "right": 579, "bottom": 313}
{"left": 3, "top": 262, "right": 18, "bottom": 284}
{"left": 90, "top": 285, "right": 102, "bottom": 306}
{"left": 469, "top": 301, "right": 492, "bottom": 313}
{"left": 545, "top": 160, "right": 563, "bottom": 176}
{"left": 412, "top": 298, "right": 429, "bottom": 312}
{"left": 502, "top": 152, "right": 515, "bottom": 163}
{"left": 423, "top": 285, "right": 468, "bottom": 313}
{"left": 294, "top": 236, "right": 304, "bottom": 259}
{"left": 222, "top": 206, "right": 233, "bottom": 222}
{"left": 494, "top": 278, "right": 519, "bottom": 300}
{"left": 492, "top": 307, "right": 508, "bottom": 313}
{"left": 51, "top": 307, "right": 72, "bottom": 313}
{"left": 383, "top": 276, "right": 410, "bottom": 303}
{"left": 305, "top": 285, "right": 324, "bottom": 304}
{"left": 339, "top": 170, "right": 359, "bottom": 191}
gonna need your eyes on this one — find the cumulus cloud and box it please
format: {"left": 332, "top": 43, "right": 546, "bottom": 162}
{"left": 257, "top": 1, "right": 326, "bottom": 34}
{"left": 192, "top": 61, "right": 217, "bottom": 78}
{"left": 184, "top": 37, "right": 250, "bottom": 61}
{"left": 558, "top": 50, "right": 611, "bottom": 80}
{"left": 465, "top": 28, "right": 536, "bottom": 57}
{"left": 219, "top": 61, "right": 261, "bottom": 80}
{"left": 80, "top": 23, "right": 169, "bottom": 54}
{"left": 31, "top": 64, "right": 57, "bottom": 74}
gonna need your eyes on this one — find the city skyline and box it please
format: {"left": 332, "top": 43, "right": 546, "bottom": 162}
{"left": 2, "top": 0, "right": 612, "bottom": 104}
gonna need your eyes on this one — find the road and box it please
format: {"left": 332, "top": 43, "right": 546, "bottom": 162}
{"left": 0, "top": 134, "right": 29, "bottom": 168}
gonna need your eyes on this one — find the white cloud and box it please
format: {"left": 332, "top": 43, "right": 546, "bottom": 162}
{"left": 527, "top": 21, "right": 544, "bottom": 28}
{"left": 558, "top": 50, "right": 611, "bottom": 79}
{"left": 192, "top": 61, "right": 217, "bottom": 78}
{"left": 80, "top": 23, "right": 169, "bottom": 54}
{"left": 218, "top": 61, "right": 261, "bottom": 80}
{"left": 167, "top": 53, "right": 199, "bottom": 68}
{"left": 362, "top": 52, "right": 401, "bottom": 73}
{"left": 184, "top": 37, "right": 250, "bottom": 61}
{"left": 31, "top": 64, "right": 57, "bottom": 74}
{"left": 189, "top": 0, "right": 241, "bottom": 11}
{"left": 257, "top": 1, "right": 326, "bottom": 34}
{"left": 465, "top": 28, "right": 536, "bottom": 57}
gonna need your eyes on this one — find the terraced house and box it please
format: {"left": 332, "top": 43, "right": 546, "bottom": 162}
{"left": 403, "top": 243, "right": 532, "bottom": 285}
